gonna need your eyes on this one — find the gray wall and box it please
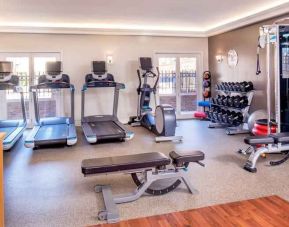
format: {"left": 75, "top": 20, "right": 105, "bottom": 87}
{"left": 208, "top": 14, "right": 289, "bottom": 112}
{"left": 0, "top": 33, "right": 208, "bottom": 124}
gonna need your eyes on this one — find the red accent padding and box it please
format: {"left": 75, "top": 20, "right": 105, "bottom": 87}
{"left": 194, "top": 111, "right": 207, "bottom": 119}
{"left": 254, "top": 123, "right": 277, "bottom": 133}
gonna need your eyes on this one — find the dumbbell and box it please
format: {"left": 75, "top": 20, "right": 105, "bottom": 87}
{"left": 208, "top": 106, "right": 218, "bottom": 120}
{"left": 222, "top": 95, "right": 230, "bottom": 106}
{"left": 208, "top": 110, "right": 214, "bottom": 120}
{"left": 227, "top": 82, "right": 235, "bottom": 91}
{"left": 217, "top": 109, "right": 227, "bottom": 122}
{"left": 239, "top": 82, "right": 246, "bottom": 92}
{"left": 233, "top": 95, "right": 241, "bottom": 108}
{"left": 214, "top": 95, "right": 221, "bottom": 104}
{"left": 211, "top": 97, "right": 216, "bottom": 104}
{"left": 227, "top": 96, "right": 235, "bottom": 107}
{"left": 220, "top": 95, "right": 228, "bottom": 105}
{"left": 240, "top": 81, "right": 254, "bottom": 92}
{"left": 233, "top": 82, "right": 241, "bottom": 91}
{"left": 239, "top": 96, "right": 248, "bottom": 108}
{"left": 223, "top": 82, "right": 229, "bottom": 91}
{"left": 233, "top": 96, "right": 249, "bottom": 108}
{"left": 222, "top": 110, "right": 231, "bottom": 124}
{"left": 218, "top": 84, "right": 223, "bottom": 90}
{"left": 228, "top": 112, "right": 243, "bottom": 126}
{"left": 219, "top": 82, "right": 226, "bottom": 91}
{"left": 212, "top": 109, "right": 221, "bottom": 121}
{"left": 216, "top": 95, "right": 224, "bottom": 105}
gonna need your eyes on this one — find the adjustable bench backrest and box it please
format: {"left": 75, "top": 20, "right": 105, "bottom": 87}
{"left": 81, "top": 151, "right": 205, "bottom": 176}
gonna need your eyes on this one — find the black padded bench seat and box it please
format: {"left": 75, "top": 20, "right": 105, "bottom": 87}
{"left": 170, "top": 150, "right": 204, "bottom": 166}
{"left": 244, "top": 136, "right": 274, "bottom": 145}
{"left": 82, "top": 152, "right": 170, "bottom": 175}
{"left": 82, "top": 150, "right": 205, "bottom": 175}
{"left": 271, "top": 133, "right": 289, "bottom": 143}
{"left": 244, "top": 132, "right": 289, "bottom": 145}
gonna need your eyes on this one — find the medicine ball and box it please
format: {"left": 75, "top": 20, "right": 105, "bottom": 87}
{"left": 203, "top": 80, "right": 211, "bottom": 88}
{"left": 203, "top": 71, "right": 211, "bottom": 80}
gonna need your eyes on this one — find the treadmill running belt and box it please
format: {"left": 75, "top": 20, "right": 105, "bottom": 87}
{"left": 35, "top": 124, "right": 68, "bottom": 142}
{"left": 89, "top": 121, "right": 125, "bottom": 137}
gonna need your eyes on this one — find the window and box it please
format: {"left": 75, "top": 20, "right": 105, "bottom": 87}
{"left": 6, "top": 57, "right": 29, "bottom": 99}
{"left": 157, "top": 53, "right": 202, "bottom": 119}
{"left": 33, "top": 57, "right": 57, "bottom": 99}
{"left": 0, "top": 52, "right": 61, "bottom": 123}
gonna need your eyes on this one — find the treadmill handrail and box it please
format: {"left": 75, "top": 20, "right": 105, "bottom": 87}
{"left": 30, "top": 82, "right": 75, "bottom": 91}
{"left": 82, "top": 81, "right": 125, "bottom": 91}
{"left": 0, "top": 83, "right": 22, "bottom": 91}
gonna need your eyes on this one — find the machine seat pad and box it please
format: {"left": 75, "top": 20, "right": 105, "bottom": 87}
{"left": 82, "top": 152, "right": 171, "bottom": 175}
{"left": 169, "top": 150, "right": 204, "bottom": 165}
{"left": 244, "top": 136, "right": 274, "bottom": 145}
{"left": 270, "top": 133, "right": 289, "bottom": 143}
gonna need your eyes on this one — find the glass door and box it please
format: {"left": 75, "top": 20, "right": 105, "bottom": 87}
{"left": 157, "top": 54, "right": 201, "bottom": 119}
{"left": 157, "top": 57, "right": 177, "bottom": 110}
{"left": 33, "top": 54, "right": 63, "bottom": 119}
{"left": 0, "top": 52, "right": 61, "bottom": 127}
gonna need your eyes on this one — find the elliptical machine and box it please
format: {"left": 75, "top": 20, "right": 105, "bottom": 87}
{"left": 129, "top": 57, "right": 182, "bottom": 142}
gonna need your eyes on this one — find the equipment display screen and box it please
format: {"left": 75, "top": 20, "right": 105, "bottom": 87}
{"left": 0, "top": 61, "right": 13, "bottom": 73}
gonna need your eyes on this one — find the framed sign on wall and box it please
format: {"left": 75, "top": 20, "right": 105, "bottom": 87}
{"left": 227, "top": 49, "right": 238, "bottom": 67}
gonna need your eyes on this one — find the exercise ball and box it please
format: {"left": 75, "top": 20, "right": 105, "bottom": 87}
{"left": 248, "top": 110, "right": 267, "bottom": 132}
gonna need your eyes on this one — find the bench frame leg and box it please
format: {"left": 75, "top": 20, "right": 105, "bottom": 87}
{"left": 95, "top": 168, "right": 197, "bottom": 223}
{"left": 243, "top": 143, "right": 289, "bottom": 172}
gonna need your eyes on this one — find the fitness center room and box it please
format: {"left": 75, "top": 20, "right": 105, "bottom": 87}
{"left": 1, "top": 1, "right": 289, "bottom": 227}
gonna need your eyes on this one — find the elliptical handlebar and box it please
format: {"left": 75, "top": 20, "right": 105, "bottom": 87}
{"left": 137, "top": 69, "right": 142, "bottom": 95}
{"left": 153, "top": 67, "right": 160, "bottom": 94}
{"left": 138, "top": 67, "right": 160, "bottom": 94}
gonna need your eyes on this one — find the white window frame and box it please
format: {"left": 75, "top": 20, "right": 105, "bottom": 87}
{"left": 155, "top": 52, "right": 203, "bottom": 119}
{"left": 0, "top": 52, "right": 62, "bottom": 125}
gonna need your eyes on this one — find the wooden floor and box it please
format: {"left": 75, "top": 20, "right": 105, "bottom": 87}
{"left": 92, "top": 196, "right": 289, "bottom": 227}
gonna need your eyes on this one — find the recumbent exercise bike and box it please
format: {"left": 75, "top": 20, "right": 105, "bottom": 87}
{"left": 129, "top": 57, "right": 183, "bottom": 142}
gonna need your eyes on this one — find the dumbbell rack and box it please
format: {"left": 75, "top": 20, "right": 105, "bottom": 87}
{"left": 208, "top": 90, "right": 254, "bottom": 135}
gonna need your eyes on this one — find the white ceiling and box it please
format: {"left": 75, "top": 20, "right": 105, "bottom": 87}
{"left": 1, "top": 0, "right": 289, "bottom": 36}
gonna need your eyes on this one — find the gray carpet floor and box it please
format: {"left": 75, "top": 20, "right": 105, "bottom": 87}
{"left": 4, "top": 120, "right": 289, "bottom": 227}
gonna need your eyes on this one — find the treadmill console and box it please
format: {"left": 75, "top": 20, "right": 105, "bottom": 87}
{"left": 0, "top": 61, "right": 19, "bottom": 88}
{"left": 37, "top": 61, "right": 71, "bottom": 88}
{"left": 45, "top": 61, "right": 63, "bottom": 82}
{"left": 85, "top": 61, "right": 115, "bottom": 86}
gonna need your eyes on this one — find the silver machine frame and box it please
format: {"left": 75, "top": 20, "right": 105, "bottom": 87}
{"left": 81, "top": 81, "right": 134, "bottom": 143}
{"left": 88, "top": 166, "right": 198, "bottom": 223}
{"left": 242, "top": 18, "right": 289, "bottom": 172}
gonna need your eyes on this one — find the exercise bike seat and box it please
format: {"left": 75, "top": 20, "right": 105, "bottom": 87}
{"left": 169, "top": 150, "right": 205, "bottom": 166}
{"left": 271, "top": 133, "right": 289, "bottom": 143}
{"left": 244, "top": 136, "right": 274, "bottom": 145}
{"left": 81, "top": 152, "right": 171, "bottom": 175}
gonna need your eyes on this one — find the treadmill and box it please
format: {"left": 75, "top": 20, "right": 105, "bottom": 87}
{"left": 0, "top": 61, "right": 27, "bottom": 150}
{"left": 81, "top": 61, "right": 134, "bottom": 143}
{"left": 25, "top": 61, "right": 77, "bottom": 148}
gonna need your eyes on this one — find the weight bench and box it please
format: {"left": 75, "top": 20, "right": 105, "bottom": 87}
{"left": 243, "top": 133, "right": 289, "bottom": 172}
{"left": 81, "top": 150, "right": 205, "bottom": 223}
